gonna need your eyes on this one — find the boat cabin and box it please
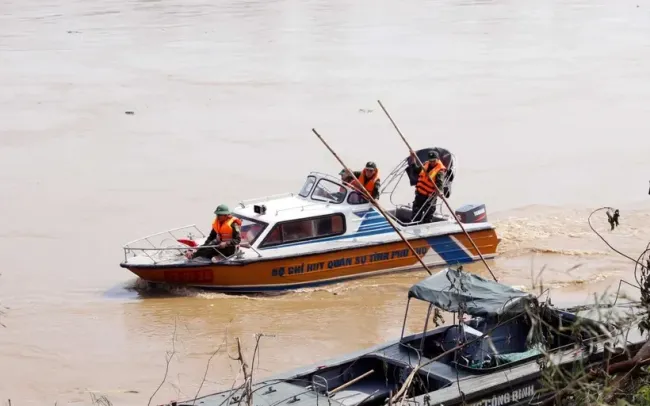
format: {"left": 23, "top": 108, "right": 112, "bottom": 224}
{"left": 232, "top": 160, "right": 460, "bottom": 252}
{"left": 120, "top": 148, "right": 492, "bottom": 267}
{"left": 231, "top": 171, "right": 372, "bottom": 250}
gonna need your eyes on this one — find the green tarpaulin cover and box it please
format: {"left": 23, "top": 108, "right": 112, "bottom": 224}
{"left": 408, "top": 268, "right": 536, "bottom": 317}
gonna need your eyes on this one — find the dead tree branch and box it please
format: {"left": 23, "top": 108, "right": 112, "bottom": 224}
{"left": 148, "top": 316, "right": 178, "bottom": 406}
{"left": 236, "top": 337, "right": 252, "bottom": 406}
{"left": 534, "top": 208, "right": 650, "bottom": 405}
{"left": 192, "top": 325, "right": 231, "bottom": 405}
{"left": 90, "top": 393, "right": 113, "bottom": 406}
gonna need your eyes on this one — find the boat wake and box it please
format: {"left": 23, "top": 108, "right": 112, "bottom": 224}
{"left": 122, "top": 278, "right": 282, "bottom": 300}
{"left": 511, "top": 271, "right": 612, "bottom": 292}
{"left": 502, "top": 247, "right": 610, "bottom": 257}
{"left": 121, "top": 273, "right": 418, "bottom": 300}
{"left": 493, "top": 204, "right": 650, "bottom": 260}
{"left": 291, "top": 280, "right": 412, "bottom": 296}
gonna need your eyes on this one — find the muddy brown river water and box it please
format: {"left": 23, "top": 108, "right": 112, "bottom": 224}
{"left": 1, "top": 0, "right": 650, "bottom": 404}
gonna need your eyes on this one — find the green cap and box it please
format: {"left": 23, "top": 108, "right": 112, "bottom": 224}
{"left": 214, "top": 204, "right": 231, "bottom": 215}
{"left": 365, "top": 161, "right": 377, "bottom": 169}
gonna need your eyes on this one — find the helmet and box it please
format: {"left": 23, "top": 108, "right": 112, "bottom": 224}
{"left": 365, "top": 161, "right": 377, "bottom": 170}
{"left": 428, "top": 150, "right": 439, "bottom": 160}
{"left": 214, "top": 204, "right": 231, "bottom": 215}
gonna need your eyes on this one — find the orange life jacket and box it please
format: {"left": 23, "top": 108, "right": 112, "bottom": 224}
{"left": 211, "top": 216, "right": 242, "bottom": 243}
{"left": 357, "top": 169, "right": 380, "bottom": 195}
{"left": 416, "top": 160, "right": 446, "bottom": 196}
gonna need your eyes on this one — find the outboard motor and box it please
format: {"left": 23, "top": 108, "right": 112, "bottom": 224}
{"left": 455, "top": 204, "right": 488, "bottom": 223}
{"left": 405, "top": 147, "right": 455, "bottom": 198}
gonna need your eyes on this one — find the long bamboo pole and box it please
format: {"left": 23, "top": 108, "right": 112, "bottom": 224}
{"left": 376, "top": 99, "right": 498, "bottom": 282}
{"left": 311, "top": 128, "right": 433, "bottom": 276}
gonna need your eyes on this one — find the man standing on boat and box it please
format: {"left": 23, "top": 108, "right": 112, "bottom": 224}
{"left": 409, "top": 150, "right": 447, "bottom": 224}
{"left": 190, "top": 204, "right": 242, "bottom": 262}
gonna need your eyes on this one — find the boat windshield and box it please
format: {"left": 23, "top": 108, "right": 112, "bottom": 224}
{"left": 311, "top": 178, "right": 345, "bottom": 204}
{"left": 298, "top": 176, "right": 316, "bottom": 197}
{"left": 240, "top": 217, "right": 268, "bottom": 245}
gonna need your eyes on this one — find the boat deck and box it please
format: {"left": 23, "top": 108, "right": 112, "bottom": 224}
{"left": 365, "top": 343, "right": 474, "bottom": 384}
{"left": 182, "top": 380, "right": 341, "bottom": 406}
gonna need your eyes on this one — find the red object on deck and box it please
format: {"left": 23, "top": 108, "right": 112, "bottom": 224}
{"left": 177, "top": 239, "right": 197, "bottom": 247}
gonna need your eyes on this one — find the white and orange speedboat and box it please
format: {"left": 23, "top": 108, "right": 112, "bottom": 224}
{"left": 119, "top": 148, "right": 501, "bottom": 292}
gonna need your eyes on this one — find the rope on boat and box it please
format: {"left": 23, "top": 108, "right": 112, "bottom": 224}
{"left": 376, "top": 99, "right": 498, "bottom": 282}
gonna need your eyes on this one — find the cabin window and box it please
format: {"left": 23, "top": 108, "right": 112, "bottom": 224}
{"left": 298, "top": 176, "right": 316, "bottom": 198}
{"left": 347, "top": 191, "right": 370, "bottom": 205}
{"left": 259, "top": 213, "right": 346, "bottom": 247}
{"left": 239, "top": 217, "right": 268, "bottom": 245}
{"left": 311, "top": 178, "right": 345, "bottom": 204}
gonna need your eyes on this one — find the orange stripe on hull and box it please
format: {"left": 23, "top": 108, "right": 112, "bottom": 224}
{"left": 125, "top": 229, "right": 500, "bottom": 290}
{"left": 453, "top": 228, "right": 500, "bottom": 258}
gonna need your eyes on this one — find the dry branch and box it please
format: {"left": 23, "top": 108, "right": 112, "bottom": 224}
{"left": 90, "top": 393, "right": 113, "bottom": 406}
{"left": 149, "top": 317, "right": 178, "bottom": 406}
{"left": 236, "top": 337, "right": 252, "bottom": 406}
{"left": 192, "top": 335, "right": 228, "bottom": 404}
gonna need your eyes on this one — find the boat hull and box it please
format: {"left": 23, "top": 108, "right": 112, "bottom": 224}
{"left": 158, "top": 306, "right": 647, "bottom": 406}
{"left": 120, "top": 228, "right": 499, "bottom": 292}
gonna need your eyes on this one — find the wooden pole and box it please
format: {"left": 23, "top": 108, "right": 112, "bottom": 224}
{"left": 376, "top": 99, "right": 498, "bottom": 282}
{"left": 327, "top": 369, "right": 374, "bottom": 396}
{"left": 311, "top": 128, "right": 433, "bottom": 275}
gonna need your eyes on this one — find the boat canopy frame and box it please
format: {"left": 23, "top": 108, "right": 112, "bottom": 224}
{"left": 380, "top": 147, "right": 458, "bottom": 224}
{"left": 408, "top": 267, "right": 535, "bottom": 318}
{"left": 398, "top": 267, "right": 538, "bottom": 353}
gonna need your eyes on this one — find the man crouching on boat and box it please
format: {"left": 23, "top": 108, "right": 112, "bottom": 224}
{"left": 337, "top": 162, "right": 381, "bottom": 201}
{"left": 189, "top": 204, "right": 242, "bottom": 262}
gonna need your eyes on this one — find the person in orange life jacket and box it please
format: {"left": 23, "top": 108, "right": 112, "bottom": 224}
{"left": 333, "top": 168, "right": 361, "bottom": 200}
{"left": 191, "top": 204, "right": 242, "bottom": 261}
{"left": 409, "top": 150, "right": 446, "bottom": 224}
{"left": 337, "top": 163, "right": 381, "bottom": 200}
{"left": 334, "top": 168, "right": 360, "bottom": 203}
{"left": 356, "top": 161, "right": 381, "bottom": 200}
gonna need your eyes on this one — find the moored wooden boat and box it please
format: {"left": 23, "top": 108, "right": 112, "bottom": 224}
{"left": 158, "top": 267, "right": 647, "bottom": 406}
{"left": 119, "top": 148, "right": 501, "bottom": 292}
